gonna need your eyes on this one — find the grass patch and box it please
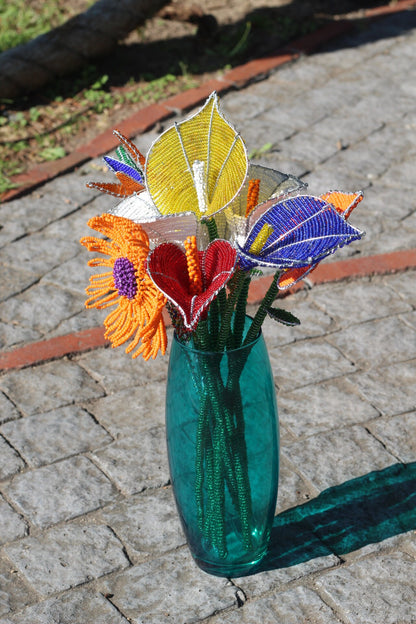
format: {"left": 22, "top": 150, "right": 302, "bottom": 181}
{"left": 0, "top": 0, "right": 92, "bottom": 53}
{"left": 0, "top": 1, "right": 327, "bottom": 195}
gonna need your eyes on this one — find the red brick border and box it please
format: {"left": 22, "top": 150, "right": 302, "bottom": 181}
{"left": 1, "top": 249, "right": 415, "bottom": 372}
{"left": 247, "top": 249, "right": 416, "bottom": 303}
{"left": 2, "top": 0, "right": 416, "bottom": 203}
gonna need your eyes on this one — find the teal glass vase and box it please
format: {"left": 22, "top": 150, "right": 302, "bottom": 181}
{"left": 165, "top": 324, "right": 279, "bottom": 577}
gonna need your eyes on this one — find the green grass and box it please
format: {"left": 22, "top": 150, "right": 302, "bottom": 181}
{"left": 0, "top": 69, "right": 197, "bottom": 194}
{"left": 0, "top": 1, "right": 321, "bottom": 196}
{"left": 0, "top": 0, "right": 92, "bottom": 52}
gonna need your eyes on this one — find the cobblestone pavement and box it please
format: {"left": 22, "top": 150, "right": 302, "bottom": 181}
{"left": 1, "top": 9, "right": 416, "bottom": 624}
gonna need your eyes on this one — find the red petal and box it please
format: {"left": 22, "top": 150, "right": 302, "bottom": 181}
{"left": 148, "top": 240, "right": 237, "bottom": 329}
{"left": 278, "top": 264, "right": 317, "bottom": 290}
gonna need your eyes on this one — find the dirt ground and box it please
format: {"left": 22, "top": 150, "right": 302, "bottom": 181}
{"left": 1, "top": 0, "right": 386, "bottom": 187}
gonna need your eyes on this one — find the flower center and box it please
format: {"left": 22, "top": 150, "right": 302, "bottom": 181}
{"left": 113, "top": 257, "right": 137, "bottom": 299}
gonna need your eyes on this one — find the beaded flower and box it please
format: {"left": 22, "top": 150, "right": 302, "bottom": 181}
{"left": 80, "top": 213, "right": 167, "bottom": 360}
{"left": 148, "top": 236, "right": 237, "bottom": 331}
{"left": 276, "top": 190, "right": 364, "bottom": 289}
{"left": 237, "top": 193, "right": 364, "bottom": 279}
{"left": 81, "top": 91, "right": 365, "bottom": 358}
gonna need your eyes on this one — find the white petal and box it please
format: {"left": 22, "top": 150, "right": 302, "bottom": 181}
{"left": 109, "top": 191, "right": 161, "bottom": 223}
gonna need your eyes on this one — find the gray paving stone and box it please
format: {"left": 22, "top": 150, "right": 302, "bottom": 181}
{"left": 42, "top": 194, "right": 114, "bottom": 241}
{"left": 259, "top": 96, "right": 329, "bottom": 133}
{"left": 281, "top": 128, "right": 341, "bottom": 168}
{"left": 100, "top": 548, "right": 238, "bottom": 624}
{"left": 5, "top": 456, "right": 116, "bottom": 528}
{"left": 381, "top": 157, "right": 416, "bottom": 192}
{"left": 0, "top": 265, "right": 39, "bottom": 303}
{"left": 278, "top": 376, "right": 379, "bottom": 438}
{"left": 350, "top": 359, "right": 416, "bottom": 417}
{"left": 0, "top": 321, "right": 41, "bottom": 350}
{"left": 403, "top": 209, "right": 416, "bottom": 233}
{"left": 0, "top": 359, "right": 105, "bottom": 416}
{"left": 0, "top": 232, "right": 80, "bottom": 276}
{"left": 327, "top": 315, "right": 416, "bottom": 369}
{"left": 0, "top": 393, "right": 20, "bottom": 426}
{"left": 0, "top": 558, "right": 38, "bottom": 618}
{"left": 363, "top": 185, "right": 415, "bottom": 221}
{"left": 209, "top": 586, "right": 341, "bottom": 624}
{"left": 0, "top": 588, "right": 129, "bottom": 624}
{"left": 92, "top": 428, "right": 169, "bottom": 495}
{"left": 0, "top": 178, "right": 96, "bottom": 249}
{"left": 270, "top": 339, "right": 356, "bottom": 391}
{"left": 0, "top": 436, "right": 24, "bottom": 480}
{"left": 0, "top": 406, "right": 112, "bottom": 467}
{"left": 101, "top": 487, "right": 185, "bottom": 561}
{"left": 41, "top": 253, "right": 94, "bottom": 296}
{"left": 0, "top": 215, "right": 27, "bottom": 249}
{"left": 260, "top": 292, "right": 335, "bottom": 346}
{"left": 402, "top": 310, "right": 416, "bottom": 332}
{"left": 306, "top": 107, "right": 384, "bottom": 149}
{"left": 207, "top": 594, "right": 278, "bottom": 624}
{"left": 0, "top": 495, "right": 27, "bottom": 545}
{"left": 303, "top": 163, "right": 370, "bottom": 199}
{"left": 342, "top": 529, "right": 416, "bottom": 562}
{"left": 221, "top": 90, "right": 274, "bottom": 122}
{"left": 0, "top": 283, "right": 84, "bottom": 334}
{"left": 275, "top": 457, "right": 316, "bottom": 514}
{"left": 310, "top": 278, "right": 412, "bottom": 326}
{"left": 400, "top": 532, "right": 416, "bottom": 560}
{"left": 5, "top": 524, "right": 130, "bottom": 596}
{"left": 257, "top": 152, "right": 308, "bottom": 179}
{"left": 368, "top": 412, "right": 416, "bottom": 464}
{"left": 45, "top": 306, "right": 107, "bottom": 339}
{"left": 358, "top": 220, "right": 416, "bottom": 257}
{"left": 282, "top": 425, "right": 396, "bottom": 490}
{"left": 235, "top": 552, "right": 339, "bottom": 599}
{"left": 383, "top": 272, "right": 416, "bottom": 307}
{"left": 78, "top": 344, "right": 169, "bottom": 394}
{"left": 315, "top": 552, "right": 416, "bottom": 624}
{"left": 267, "top": 55, "right": 332, "bottom": 91}
{"left": 313, "top": 37, "right": 380, "bottom": 70}
{"left": 87, "top": 382, "right": 166, "bottom": 438}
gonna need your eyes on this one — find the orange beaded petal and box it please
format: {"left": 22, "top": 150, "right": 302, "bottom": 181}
{"left": 245, "top": 179, "right": 260, "bottom": 217}
{"left": 80, "top": 214, "right": 167, "bottom": 360}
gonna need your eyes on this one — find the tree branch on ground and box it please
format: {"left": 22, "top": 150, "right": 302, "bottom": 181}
{"left": 0, "top": 0, "right": 171, "bottom": 99}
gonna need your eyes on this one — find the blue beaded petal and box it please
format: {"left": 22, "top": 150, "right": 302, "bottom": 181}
{"left": 238, "top": 195, "right": 364, "bottom": 271}
{"left": 103, "top": 156, "right": 144, "bottom": 184}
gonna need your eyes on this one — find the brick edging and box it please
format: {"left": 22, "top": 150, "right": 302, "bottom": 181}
{"left": 1, "top": 248, "right": 415, "bottom": 372}
{"left": 2, "top": 0, "right": 416, "bottom": 203}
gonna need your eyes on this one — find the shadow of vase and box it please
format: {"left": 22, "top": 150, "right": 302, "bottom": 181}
{"left": 247, "top": 461, "right": 416, "bottom": 575}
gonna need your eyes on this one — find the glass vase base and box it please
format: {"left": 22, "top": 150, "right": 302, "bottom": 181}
{"left": 193, "top": 548, "right": 267, "bottom": 578}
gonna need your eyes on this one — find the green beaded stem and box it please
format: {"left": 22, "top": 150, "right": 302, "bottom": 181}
{"left": 232, "top": 274, "right": 251, "bottom": 349}
{"left": 244, "top": 271, "right": 280, "bottom": 346}
{"left": 217, "top": 270, "right": 246, "bottom": 352}
{"left": 193, "top": 346, "right": 255, "bottom": 555}
{"left": 175, "top": 220, "right": 280, "bottom": 560}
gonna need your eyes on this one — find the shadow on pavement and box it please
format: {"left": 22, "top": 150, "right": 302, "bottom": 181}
{"left": 252, "top": 461, "right": 416, "bottom": 574}
{"left": 101, "top": 6, "right": 416, "bottom": 87}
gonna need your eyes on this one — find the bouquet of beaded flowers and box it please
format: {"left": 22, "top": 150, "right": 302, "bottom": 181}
{"left": 81, "top": 92, "right": 364, "bottom": 575}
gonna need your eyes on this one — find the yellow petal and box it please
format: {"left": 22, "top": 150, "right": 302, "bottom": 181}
{"left": 145, "top": 92, "right": 248, "bottom": 219}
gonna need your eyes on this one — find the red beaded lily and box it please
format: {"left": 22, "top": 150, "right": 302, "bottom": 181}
{"left": 148, "top": 236, "right": 237, "bottom": 331}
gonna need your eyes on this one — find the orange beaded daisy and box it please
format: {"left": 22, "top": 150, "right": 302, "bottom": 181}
{"left": 80, "top": 214, "right": 167, "bottom": 360}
